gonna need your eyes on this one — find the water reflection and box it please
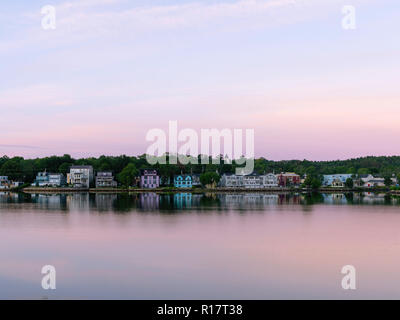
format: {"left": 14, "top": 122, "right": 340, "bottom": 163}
{"left": 0, "top": 192, "right": 400, "bottom": 213}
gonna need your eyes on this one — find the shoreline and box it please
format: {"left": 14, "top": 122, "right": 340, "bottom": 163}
{"left": 17, "top": 187, "right": 399, "bottom": 194}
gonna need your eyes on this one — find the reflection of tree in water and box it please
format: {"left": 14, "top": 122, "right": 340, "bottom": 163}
{"left": 112, "top": 193, "right": 139, "bottom": 212}
{"left": 199, "top": 194, "right": 220, "bottom": 208}
{"left": 344, "top": 192, "right": 354, "bottom": 204}
{"left": 384, "top": 194, "right": 393, "bottom": 205}
{"left": 302, "top": 192, "right": 324, "bottom": 205}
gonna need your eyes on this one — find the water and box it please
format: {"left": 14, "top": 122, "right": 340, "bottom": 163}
{"left": 1, "top": 191, "right": 400, "bottom": 299}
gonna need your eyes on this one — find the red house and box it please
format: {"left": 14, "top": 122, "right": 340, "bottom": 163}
{"left": 277, "top": 172, "right": 301, "bottom": 187}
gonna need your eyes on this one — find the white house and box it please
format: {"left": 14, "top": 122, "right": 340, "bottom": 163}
{"left": 220, "top": 173, "right": 278, "bottom": 188}
{"left": 69, "top": 165, "right": 94, "bottom": 188}
{"left": 262, "top": 173, "right": 278, "bottom": 188}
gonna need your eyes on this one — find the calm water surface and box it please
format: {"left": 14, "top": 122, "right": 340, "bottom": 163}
{"left": 1, "top": 192, "right": 400, "bottom": 299}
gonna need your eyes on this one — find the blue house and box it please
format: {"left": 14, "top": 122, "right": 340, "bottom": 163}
{"left": 174, "top": 174, "right": 193, "bottom": 188}
{"left": 323, "top": 174, "right": 353, "bottom": 187}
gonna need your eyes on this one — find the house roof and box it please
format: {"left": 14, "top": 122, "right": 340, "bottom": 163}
{"left": 70, "top": 165, "right": 93, "bottom": 169}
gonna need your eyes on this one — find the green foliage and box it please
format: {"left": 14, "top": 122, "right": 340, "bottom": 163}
{"left": 200, "top": 172, "right": 220, "bottom": 186}
{"left": 2, "top": 154, "right": 400, "bottom": 185}
{"left": 384, "top": 176, "right": 393, "bottom": 187}
{"left": 304, "top": 175, "right": 321, "bottom": 189}
{"left": 345, "top": 178, "right": 354, "bottom": 188}
{"left": 117, "top": 163, "right": 139, "bottom": 187}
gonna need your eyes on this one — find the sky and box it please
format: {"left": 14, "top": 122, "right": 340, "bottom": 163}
{"left": 0, "top": 0, "right": 399, "bottom": 160}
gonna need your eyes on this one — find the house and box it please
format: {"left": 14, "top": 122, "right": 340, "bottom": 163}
{"left": 220, "top": 173, "right": 278, "bottom": 188}
{"left": 360, "top": 174, "right": 385, "bottom": 188}
{"left": 96, "top": 172, "right": 117, "bottom": 188}
{"left": 69, "top": 165, "right": 94, "bottom": 188}
{"left": 276, "top": 172, "right": 301, "bottom": 187}
{"left": 262, "top": 173, "right": 279, "bottom": 188}
{"left": 140, "top": 169, "right": 160, "bottom": 189}
{"left": 49, "top": 173, "right": 66, "bottom": 187}
{"left": 32, "top": 172, "right": 49, "bottom": 187}
{"left": 242, "top": 173, "right": 263, "bottom": 188}
{"left": 220, "top": 174, "right": 244, "bottom": 188}
{"left": 191, "top": 174, "right": 201, "bottom": 187}
{"left": 33, "top": 172, "right": 66, "bottom": 187}
{"left": 0, "top": 176, "right": 10, "bottom": 189}
{"left": 322, "top": 174, "right": 353, "bottom": 187}
{"left": 174, "top": 174, "right": 193, "bottom": 188}
{"left": 12, "top": 181, "right": 24, "bottom": 188}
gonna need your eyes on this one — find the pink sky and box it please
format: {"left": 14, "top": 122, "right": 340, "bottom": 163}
{"left": 1, "top": 0, "right": 399, "bottom": 160}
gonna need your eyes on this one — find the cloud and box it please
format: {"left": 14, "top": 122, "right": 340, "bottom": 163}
{"left": 0, "top": 144, "right": 42, "bottom": 149}
{"left": 1, "top": 0, "right": 358, "bottom": 53}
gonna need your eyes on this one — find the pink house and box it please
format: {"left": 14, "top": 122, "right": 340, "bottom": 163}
{"left": 140, "top": 169, "right": 160, "bottom": 189}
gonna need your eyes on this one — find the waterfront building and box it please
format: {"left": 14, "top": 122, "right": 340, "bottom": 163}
{"left": 140, "top": 169, "right": 160, "bottom": 189}
{"left": 0, "top": 176, "right": 10, "bottom": 189}
{"left": 32, "top": 172, "right": 65, "bottom": 187}
{"left": 191, "top": 174, "right": 201, "bottom": 187}
{"left": 360, "top": 174, "right": 385, "bottom": 187}
{"left": 262, "top": 173, "right": 279, "bottom": 188}
{"left": 69, "top": 165, "right": 94, "bottom": 188}
{"left": 32, "top": 172, "right": 49, "bottom": 187}
{"left": 276, "top": 172, "right": 301, "bottom": 187}
{"left": 174, "top": 174, "right": 193, "bottom": 188}
{"left": 49, "top": 173, "right": 66, "bottom": 187}
{"left": 220, "top": 173, "right": 278, "bottom": 188}
{"left": 242, "top": 173, "right": 263, "bottom": 188}
{"left": 219, "top": 174, "right": 244, "bottom": 188}
{"left": 322, "top": 174, "right": 353, "bottom": 187}
{"left": 96, "top": 172, "right": 117, "bottom": 188}
{"left": 12, "top": 181, "right": 24, "bottom": 188}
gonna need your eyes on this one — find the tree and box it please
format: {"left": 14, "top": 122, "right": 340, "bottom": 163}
{"left": 311, "top": 178, "right": 321, "bottom": 189}
{"left": 345, "top": 178, "right": 354, "bottom": 188}
{"left": 357, "top": 168, "right": 369, "bottom": 175}
{"left": 0, "top": 158, "right": 22, "bottom": 181}
{"left": 384, "top": 176, "right": 392, "bottom": 187}
{"left": 304, "top": 176, "right": 321, "bottom": 190}
{"left": 200, "top": 172, "right": 220, "bottom": 187}
{"left": 303, "top": 176, "right": 313, "bottom": 188}
{"left": 58, "top": 163, "right": 71, "bottom": 175}
{"left": 117, "top": 163, "right": 138, "bottom": 187}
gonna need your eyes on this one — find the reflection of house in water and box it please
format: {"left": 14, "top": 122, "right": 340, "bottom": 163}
{"left": 174, "top": 193, "right": 192, "bottom": 209}
{"left": 354, "top": 192, "right": 388, "bottom": 205}
{"left": 218, "top": 193, "right": 279, "bottom": 209}
{"left": 191, "top": 194, "right": 203, "bottom": 206}
{"left": 322, "top": 193, "right": 348, "bottom": 205}
{"left": 139, "top": 193, "right": 160, "bottom": 210}
{"left": 66, "top": 193, "right": 90, "bottom": 211}
{"left": 277, "top": 194, "right": 301, "bottom": 205}
{"left": 95, "top": 194, "right": 117, "bottom": 211}
{"left": 0, "top": 192, "right": 23, "bottom": 204}
{"left": 31, "top": 194, "right": 67, "bottom": 210}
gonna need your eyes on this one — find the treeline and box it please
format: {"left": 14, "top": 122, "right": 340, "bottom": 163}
{"left": 2, "top": 154, "right": 400, "bottom": 184}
